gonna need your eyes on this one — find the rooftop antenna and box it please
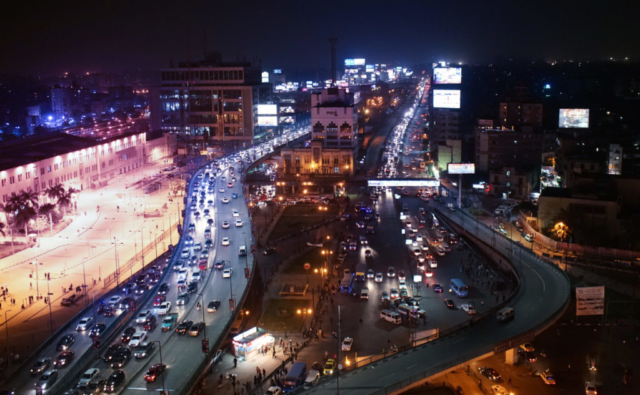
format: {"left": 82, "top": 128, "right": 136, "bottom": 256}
{"left": 328, "top": 36, "right": 337, "bottom": 87}
{"left": 202, "top": 26, "right": 208, "bottom": 58}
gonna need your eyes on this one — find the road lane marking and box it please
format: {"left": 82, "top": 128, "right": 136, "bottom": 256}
{"left": 452, "top": 337, "right": 465, "bottom": 344}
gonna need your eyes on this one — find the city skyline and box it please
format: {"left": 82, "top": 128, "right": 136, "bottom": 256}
{"left": 3, "top": 0, "right": 639, "bottom": 74}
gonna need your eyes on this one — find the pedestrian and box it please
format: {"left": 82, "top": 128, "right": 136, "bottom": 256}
{"left": 508, "top": 377, "right": 512, "bottom": 385}
{"left": 273, "top": 349, "right": 276, "bottom": 358}
{"left": 234, "top": 357, "right": 237, "bottom": 368}
{"left": 256, "top": 367, "right": 260, "bottom": 375}
{"left": 263, "top": 368, "right": 266, "bottom": 377}
{"left": 30, "top": 282, "right": 32, "bottom": 289}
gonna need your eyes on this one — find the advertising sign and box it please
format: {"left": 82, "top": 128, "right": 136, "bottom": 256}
{"left": 261, "top": 71, "right": 269, "bottom": 83}
{"left": 367, "top": 180, "right": 440, "bottom": 187}
{"left": 344, "top": 59, "right": 356, "bottom": 66}
{"left": 576, "top": 286, "right": 605, "bottom": 316}
{"left": 559, "top": 109, "right": 589, "bottom": 128}
{"left": 433, "top": 90, "right": 461, "bottom": 109}
{"left": 448, "top": 163, "right": 475, "bottom": 174}
{"left": 366, "top": 64, "right": 374, "bottom": 72}
{"left": 257, "top": 104, "right": 277, "bottom": 115}
{"left": 354, "top": 58, "right": 365, "bottom": 66}
{"left": 434, "top": 68, "right": 462, "bottom": 84}
{"left": 257, "top": 116, "right": 278, "bottom": 126}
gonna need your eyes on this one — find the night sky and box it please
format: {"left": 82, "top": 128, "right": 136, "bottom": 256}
{"left": 3, "top": 0, "right": 639, "bottom": 74}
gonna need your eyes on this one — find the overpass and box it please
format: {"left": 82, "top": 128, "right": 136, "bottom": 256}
{"left": 303, "top": 206, "right": 570, "bottom": 395}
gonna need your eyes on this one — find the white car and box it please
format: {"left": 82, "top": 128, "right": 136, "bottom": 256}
{"left": 367, "top": 269, "right": 375, "bottom": 279}
{"left": 222, "top": 197, "right": 230, "bottom": 203}
{"left": 219, "top": 187, "right": 225, "bottom": 193}
{"left": 585, "top": 382, "right": 597, "bottom": 395}
{"left": 265, "top": 386, "right": 282, "bottom": 395}
{"left": 129, "top": 331, "right": 147, "bottom": 348}
{"left": 232, "top": 209, "right": 240, "bottom": 217}
{"left": 398, "top": 280, "right": 407, "bottom": 289}
{"left": 461, "top": 304, "right": 477, "bottom": 314}
{"left": 78, "top": 368, "right": 100, "bottom": 386}
{"left": 222, "top": 221, "right": 230, "bottom": 229}
{"left": 537, "top": 370, "right": 556, "bottom": 385}
{"left": 178, "top": 268, "right": 188, "bottom": 281}
{"left": 387, "top": 266, "right": 396, "bottom": 277}
{"left": 135, "top": 310, "right": 152, "bottom": 324}
{"left": 429, "top": 259, "right": 438, "bottom": 268}
{"left": 157, "top": 302, "right": 171, "bottom": 315}
{"left": 222, "top": 237, "right": 230, "bottom": 246}
{"left": 491, "top": 385, "right": 509, "bottom": 395}
{"left": 223, "top": 268, "right": 232, "bottom": 278}
{"left": 374, "top": 273, "right": 383, "bottom": 283}
{"left": 75, "top": 317, "right": 94, "bottom": 331}
{"left": 341, "top": 337, "right": 353, "bottom": 351}
{"left": 108, "top": 296, "right": 122, "bottom": 306}
{"left": 181, "top": 249, "right": 190, "bottom": 258}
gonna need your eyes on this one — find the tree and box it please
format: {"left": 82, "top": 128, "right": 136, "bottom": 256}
{"left": 20, "top": 190, "right": 40, "bottom": 209}
{"left": 44, "top": 184, "right": 65, "bottom": 203}
{"left": 13, "top": 205, "right": 37, "bottom": 237}
{"left": 38, "top": 203, "right": 57, "bottom": 235}
{"left": 57, "top": 187, "right": 78, "bottom": 217}
{"left": 0, "top": 221, "right": 5, "bottom": 237}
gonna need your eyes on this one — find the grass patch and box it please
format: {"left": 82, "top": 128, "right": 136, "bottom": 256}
{"left": 261, "top": 298, "right": 312, "bottom": 332}
{"left": 268, "top": 204, "right": 339, "bottom": 240}
{"left": 282, "top": 248, "right": 327, "bottom": 274}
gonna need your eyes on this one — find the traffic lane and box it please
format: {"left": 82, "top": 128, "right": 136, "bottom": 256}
{"left": 122, "top": 175, "right": 253, "bottom": 392}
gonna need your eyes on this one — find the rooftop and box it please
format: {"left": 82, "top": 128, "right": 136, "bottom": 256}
{"left": 0, "top": 131, "right": 144, "bottom": 172}
{"left": 540, "top": 186, "right": 617, "bottom": 202}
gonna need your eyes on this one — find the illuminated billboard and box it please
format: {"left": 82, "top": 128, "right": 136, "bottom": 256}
{"left": 366, "top": 64, "right": 374, "bottom": 72}
{"left": 448, "top": 163, "right": 475, "bottom": 174}
{"left": 433, "top": 90, "right": 461, "bottom": 109}
{"left": 261, "top": 71, "right": 269, "bottom": 83}
{"left": 257, "top": 104, "right": 277, "bottom": 115}
{"left": 559, "top": 109, "right": 589, "bottom": 128}
{"left": 434, "top": 67, "right": 462, "bottom": 84}
{"left": 345, "top": 58, "right": 365, "bottom": 67}
{"left": 367, "top": 180, "right": 440, "bottom": 187}
{"left": 257, "top": 116, "right": 278, "bottom": 126}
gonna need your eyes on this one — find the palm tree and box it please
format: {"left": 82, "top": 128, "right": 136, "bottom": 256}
{"left": 57, "top": 188, "right": 77, "bottom": 217}
{"left": 20, "top": 190, "right": 40, "bottom": 209}
{"left": 13, "top": 205, "right": 37, "bottom": 238}
{"left": 38, "top": 203, "right": 57, "bottom": 236}
{"left": 44, "top": 184, "right": 65, "bottom": 204}
{"left": 0, "top": 221, "right": 5, "bottom": 237}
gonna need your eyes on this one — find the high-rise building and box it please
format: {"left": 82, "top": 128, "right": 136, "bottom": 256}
{"left": 475, "top": 126, "right": 554, "bottom": 172}
{"left": 498, "top": 87, "right": 543, "bottom": 128}
{"left": 608, "top": 143, "right": 622, "bottom": 175}
{"left": 51, "top": 86, "right": 72, "bottom": 119}
{"left": 151, "top": 55, "right": 272, "bottom": 143}
{"left": 310, "top": 87, "right": 358, "bottom": 149}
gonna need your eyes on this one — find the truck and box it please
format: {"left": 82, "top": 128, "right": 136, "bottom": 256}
{"left": 355, "top": 264, "right": 367, "bottom": 282}
{"left": 161, "top": 313, "right": 179, "bottom": 332}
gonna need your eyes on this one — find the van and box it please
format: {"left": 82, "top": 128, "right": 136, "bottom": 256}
{"left": 497, "top": 307, "right": 515, "bottom": 322}
{"left": 238, "top": 246, "right": 247, "bottom": 257}
{"left": 360, "top": 288, "right": 369, "bottom": 300}
{"left": 380, "top": 309, "right": 402, "bottom": 324}
{"left": 304, "top": 369, "right": 320, "bottom": 388}
{"left": 283, "top": 362, "right": 307, "bottom": 392}
{"left": 230, "top": 317, "right": 244, "bottom": 334}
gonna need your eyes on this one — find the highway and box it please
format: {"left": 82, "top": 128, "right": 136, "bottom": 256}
{"left": 305, "top": 202, "right": 570, "bottom": 395}
{"left": 27, "top": 127, "right": 310, "bottom": 394}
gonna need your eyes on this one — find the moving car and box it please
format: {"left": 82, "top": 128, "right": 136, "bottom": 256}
{"left": 78, "top": 368, "right": 100, "bottom": 386}
{"left": 222, "top": 221, "right": 230, "bottom": 229}
{"left": 157, "top": 302, "right": 171, "bottom": 315}
{"left": 128, "top": 331, "right": 147, "bottom": 348}
{"left": 89, "top": 323, "right": 106, "bottom": 337}
{"left": 381, "top": 291, "right": 390, "bottom": 301}
{"left": 232, "top": 209, "right": 239, "bottom": 217}
{"left": 207, "top": 300, "right": 221, "bottom": 312}
{"left": 54, "top": 351, "right": 74, "bottom": 368}
{"left": 433, "top": 284, "right": 443, "bottom": 293}
{"left": 444, "top": 299, "right": 456, "bottom": 309}
{"left": 36, "top": 369, "right": 58, "bottom": 391}
{"left": 390, "top": 288, "right": 399, "bottom": 299}
{"left": 479, "top": 367, "right": 501, "bottom": 381}
{"left": 537, "top": 370, "right": 556, "bottom": 385}
{"left": 222, "top": 237, "right": 230, "bottom": 246}
{"left": 375, "top": 273, "right": 383, "bottom": 283}
{"left": 158, "top": 283, "right": 170, "bottom": 295}
{"left": 161, "top": 314, "right": 178, "bottom": 331}
{"left": 367, "top": 269, "right": 375, "bottom": 279}
{"left": 223, "top": 268, "right": 232, "bottom": 278}
{"left": 491, "top": 385, "right": 509, "bottom": 395}
{"left": 189, "top": 322, "right": 205, "bottom": 336}
{"left": 214, "top": 260, "right": 225, "bottom": 270}
{"left": 75, "top": 317, "right": 94, "bottom": 331}
{"left": 176, "top": 320, "right": 193, "bottom": 335}
{"left": 265, "top": 386, "right": 282, "bottom": 395}
{"left": 176, "top": 292, "right": 190, "bottom": 306}
{"left": 461, "top": 303, "right": 476, "bottom": 314}
{"left": 585, "top": 382, "right": 597, "bottom": 395}
{"left": 135, "top": 310, "right": 152, "bottom": 324}
{"left": 323, "top": 359, "right": 336, "bottom": 375}
{"left": 235, "top": 219, "right": 243, "bottom": 227}
{"left": 56, "top": 334, "right": 75, "bottom": 351}
{"left": 31, "top": 358, "right": 52, "bottom": 376}
{"left": 144, "top": 363, "right": 167, "bottom": 383}
{"left": 103, "top": 370, "right": 125, "bottom": 393}
{"left": 134, "top": 342, "right": 155, "bottom": 359}
{"left": 341, "top": 337, "right": 354, "bottom": 351}
{"left": 110, "top": 347, "right": 132, "bottom": 368}
{"left": 222, "top": 197, "right": 230, "bottom": 204}
{"left": 387, "top": 267, "right": 396, "bottom": 277}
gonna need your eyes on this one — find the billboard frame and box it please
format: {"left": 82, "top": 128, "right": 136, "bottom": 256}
{"left": 447, "top": 163, "right": 475, "bottom": 174}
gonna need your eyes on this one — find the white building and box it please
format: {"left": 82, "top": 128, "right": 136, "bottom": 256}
{"left": 310, "top": 88, "right": 358, "bottom": 150}
{"left": 0, "top": 131, "right": 175, "bottom": 204}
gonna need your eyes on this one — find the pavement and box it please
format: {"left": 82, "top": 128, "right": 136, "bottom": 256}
{"left": 0, "top": 158, "right": 181, "bottom": 378}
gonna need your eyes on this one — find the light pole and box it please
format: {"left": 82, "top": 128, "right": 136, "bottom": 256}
{"left": 82, "top": 257, "right": 88, "bottom": 306}
{"left": 47, "top": 278, "right": 54, "bottom": 335}
{"left": 152, "top": 340, "right": 166, "bottom": 393}
{"left": 4, "top": 310, "right": 11, "bottom": 374}
{"left": 151, "top": 230, "right": 158, "bottom": 261}
{"left": 140, "top": 227, "right": 146, "bottom": 271}
{"left": 113, "top": 237, "right": 121, "bottom": 288}
{"left": 33, "top": 257, "right": 40, "bottom": 300}
{"left": 168, "top": 213, "right": 174, "bottom": 245}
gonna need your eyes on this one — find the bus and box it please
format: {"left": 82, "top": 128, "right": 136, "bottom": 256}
{"left": 450, "top": 279, "right": 469, "bottom": 298}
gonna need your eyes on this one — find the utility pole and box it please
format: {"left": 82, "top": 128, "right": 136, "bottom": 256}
{"left": 328, "top": 37, "right": 337, "bottom": 87}
{"left": 82, "top": 257, "right": 88, "bottom": 306}
{"left": 47, "top": 278, "right": 54, "bottom": 334}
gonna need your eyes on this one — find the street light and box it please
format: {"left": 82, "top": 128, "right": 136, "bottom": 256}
{"left": 4, "top": 310, "right": 12, "bottom": 373}
{"left": 47, "top": 278, "right": 54, "bottom": 335}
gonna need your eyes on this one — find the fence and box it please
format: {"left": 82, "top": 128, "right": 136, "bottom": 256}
{"left": 102, "top": 221, "right": 179, "bottom": 288}
{"left": 519, "top": 212, "right": 640, "bottom": 261}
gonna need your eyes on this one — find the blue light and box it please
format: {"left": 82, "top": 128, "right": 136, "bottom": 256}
{"left": 544, "top": 84, "right": 551, "bottom": 89}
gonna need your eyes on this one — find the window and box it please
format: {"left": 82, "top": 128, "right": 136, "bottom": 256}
{"left": 334, "top": 167, "right": 339, "bottom": 174}
{"left": 109, "top": 160, "right": 114, "bottom": 166}
{"left": 54, "top": 163, "right": 59, "bottom": 170}
{"left": 333, "top": 158, "right": 339, "bottom": 165}
{"left": 295, "top": 158, "right": 300, "bottom": 165}
{"left": 26, "top": 172, "right": 30, "bottom": 179}
{"left": 48, "top": 180, "right": 53, "bottom": 187}
{"left": 40, "top": 167, "right": 45, "bottom": 175}
{"left": 322, "top": 158, "right": 329, "bottom": 165}
{"left": 2, "top": 195, "right": 6, "bottom": 203}
{"left": 47, "top": 166, "right": 51, "bottom": 173}
{"left": 55, "top": 177, "right": 59, "bottom": 184}
{"left": 506, "top": 171, "right": 511, "bottom": 178}
{"left": 1, "top": 179, "right": 5, "bottom": 186}
{"left": 9, "top": 176, "right": 15, "bottom": 184}
{"left": 41, "top": 182, "right": 46, "bottom": 190}
{"left": 74, "top": 171, "right": 77, "bottom": 178}
{"left": 92, "top": 165, "right": 97, "bottom": 171}
{"left": 17, "top": 174, "right": 22, "bottom": 182}
{"left": 102, "top": 162, "right": 106, "bottom": 169}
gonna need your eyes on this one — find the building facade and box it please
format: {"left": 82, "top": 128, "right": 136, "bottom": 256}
{"left": 151, "top": 58, "right": 272, "bottom": 143}
{"left": 475, "top": 126, "right": 553, "bottom": 172}
{"left": 0, "top": 131, "right": 175, "bottom": 204}
{"left": 310, "top": 88, "right": 358, "bottom": 150}
{"left": 489, "top": 166, "right": 538, "bottom": 200}
{"left": 280, "top": 140, "right": 353, "bottom": 176}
